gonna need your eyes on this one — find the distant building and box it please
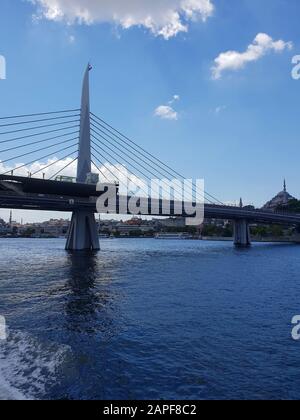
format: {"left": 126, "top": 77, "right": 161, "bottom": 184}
{"left": 0, "top": 217, "right": 10, "bottom": 235}
{"left": 204, "top": 218, "right": 228, "bottom": 227}
{"left": 125, "top": 217, "right": 143, "bottom": 226}
{"left": 154, "top": 217, "right": 186, "bottom": 229}
{"left": 262, "top": 180, "right": 296, "bottom": 211}
{"left": 99, "top": 219, "right": 119, "bottom": 233}
{"left": 18, "top": 218, "right": 70, "bottom": 237}
{"left": 115, "top": 222, "right": 154, "bottom": 235}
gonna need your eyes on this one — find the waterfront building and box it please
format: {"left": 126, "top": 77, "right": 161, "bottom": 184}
{"left": 154, "top": 217, "right": 186, "bottom": 229}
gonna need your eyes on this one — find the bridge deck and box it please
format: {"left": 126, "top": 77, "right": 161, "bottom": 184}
{"left": 1, "top": 175, "right": 300, "bottom": 225}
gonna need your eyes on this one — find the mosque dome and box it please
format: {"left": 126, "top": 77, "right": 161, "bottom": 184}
{"left": 262, "top": 180, "right": 295, "bottom": 210}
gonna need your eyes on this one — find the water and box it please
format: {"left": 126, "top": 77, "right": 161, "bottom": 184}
{"left": 0, "top": 238, "right": 300, "bottom": 400}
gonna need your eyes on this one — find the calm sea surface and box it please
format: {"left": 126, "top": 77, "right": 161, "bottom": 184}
{"left": 0, "top": 238, "right": 300, "bottom": 400}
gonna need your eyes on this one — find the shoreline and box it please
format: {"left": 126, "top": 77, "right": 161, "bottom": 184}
{"left": 0, "top": 236, "right": 297, "bottom": 243}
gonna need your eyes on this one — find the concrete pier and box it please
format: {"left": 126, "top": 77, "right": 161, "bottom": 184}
{"left": 234, "top": 219, "right": 251, "bottom": 247}
{"left": 66, "top": 210, "right": 100, "bottom": 251}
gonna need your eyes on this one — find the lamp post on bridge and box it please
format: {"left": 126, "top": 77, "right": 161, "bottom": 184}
{"left": 65, "top": 64, "right": 100, "bottom": 251}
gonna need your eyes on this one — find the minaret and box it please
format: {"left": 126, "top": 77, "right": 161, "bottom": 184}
{"left": 283, "top": 179, "right": 287, "bottom": 193}
{"left": 9, "top": 210, "right": 12, "bottom": 226}
{"left": 239, "top": 198, "right": 243, "bottom": 208}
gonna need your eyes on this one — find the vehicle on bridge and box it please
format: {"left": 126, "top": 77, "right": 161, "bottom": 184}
{"left": 55, "top": 175, "right": 76, "bottom": 183}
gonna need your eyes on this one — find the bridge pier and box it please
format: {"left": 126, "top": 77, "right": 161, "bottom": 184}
{"left": 66, "top": 211, "right": 100, "bottom": 251}
{"left": 66, "top": 64, "right": 100, "bottom": 252}
{"left": 234, "top": 219, "right": 251, "bottom": 247}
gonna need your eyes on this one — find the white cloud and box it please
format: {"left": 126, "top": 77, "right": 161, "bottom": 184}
{"left": 212, "top": 33, "right": 293, "bottom": 80}
{"left": 68, "top": 34, "right": 76, "bottom": 43}
{"left": 154, "top": 105, "right": 178, "bottom": 121}
{"left": 154, "top": 94, "right": 180, "bottom": 120}
{"left": 29, "top": 0, "right": 214, "bottom": 39}
{"left": 215, "top": 105, "right": 226, "bottom": 114}
{"left": 0, "top": 158, "right": 145, "bottom": 186}
{"left": 0, "top": 157, "right": 78, "bottom": 180}
{"left": 168, "top": 94, "right": 180, "bottom": 105}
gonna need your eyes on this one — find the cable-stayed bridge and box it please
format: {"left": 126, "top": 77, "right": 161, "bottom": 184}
{"left": 0, "top": 65, "right": 299, "bottom": 250}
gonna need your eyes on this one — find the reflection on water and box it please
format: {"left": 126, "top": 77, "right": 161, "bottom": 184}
{"left": 66, "top": 252, "right": 99, "bottom": 320}
{"left": 64, "top": 251, "right": 123, "bottom": 339}
{"left": 1, "top": 238, "right": 300, "bottom": 400}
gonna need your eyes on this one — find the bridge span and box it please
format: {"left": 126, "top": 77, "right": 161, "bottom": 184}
{"left": 0, "top": 174, "right": 300, "bottom": 225}
{"left": 1, "top": 65, "right": 299, "bottom": 249}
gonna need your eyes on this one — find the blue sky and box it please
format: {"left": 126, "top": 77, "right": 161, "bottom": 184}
{"left": 0, "top": 0, "right": 299, "bottom": 222}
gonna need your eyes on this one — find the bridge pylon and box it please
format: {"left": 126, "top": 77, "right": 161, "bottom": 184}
{"left": 234, "top": 219, "right": 251, "bottom": 248}
{"left": 66, "top": 64, "right": 100, "bottom": 251}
